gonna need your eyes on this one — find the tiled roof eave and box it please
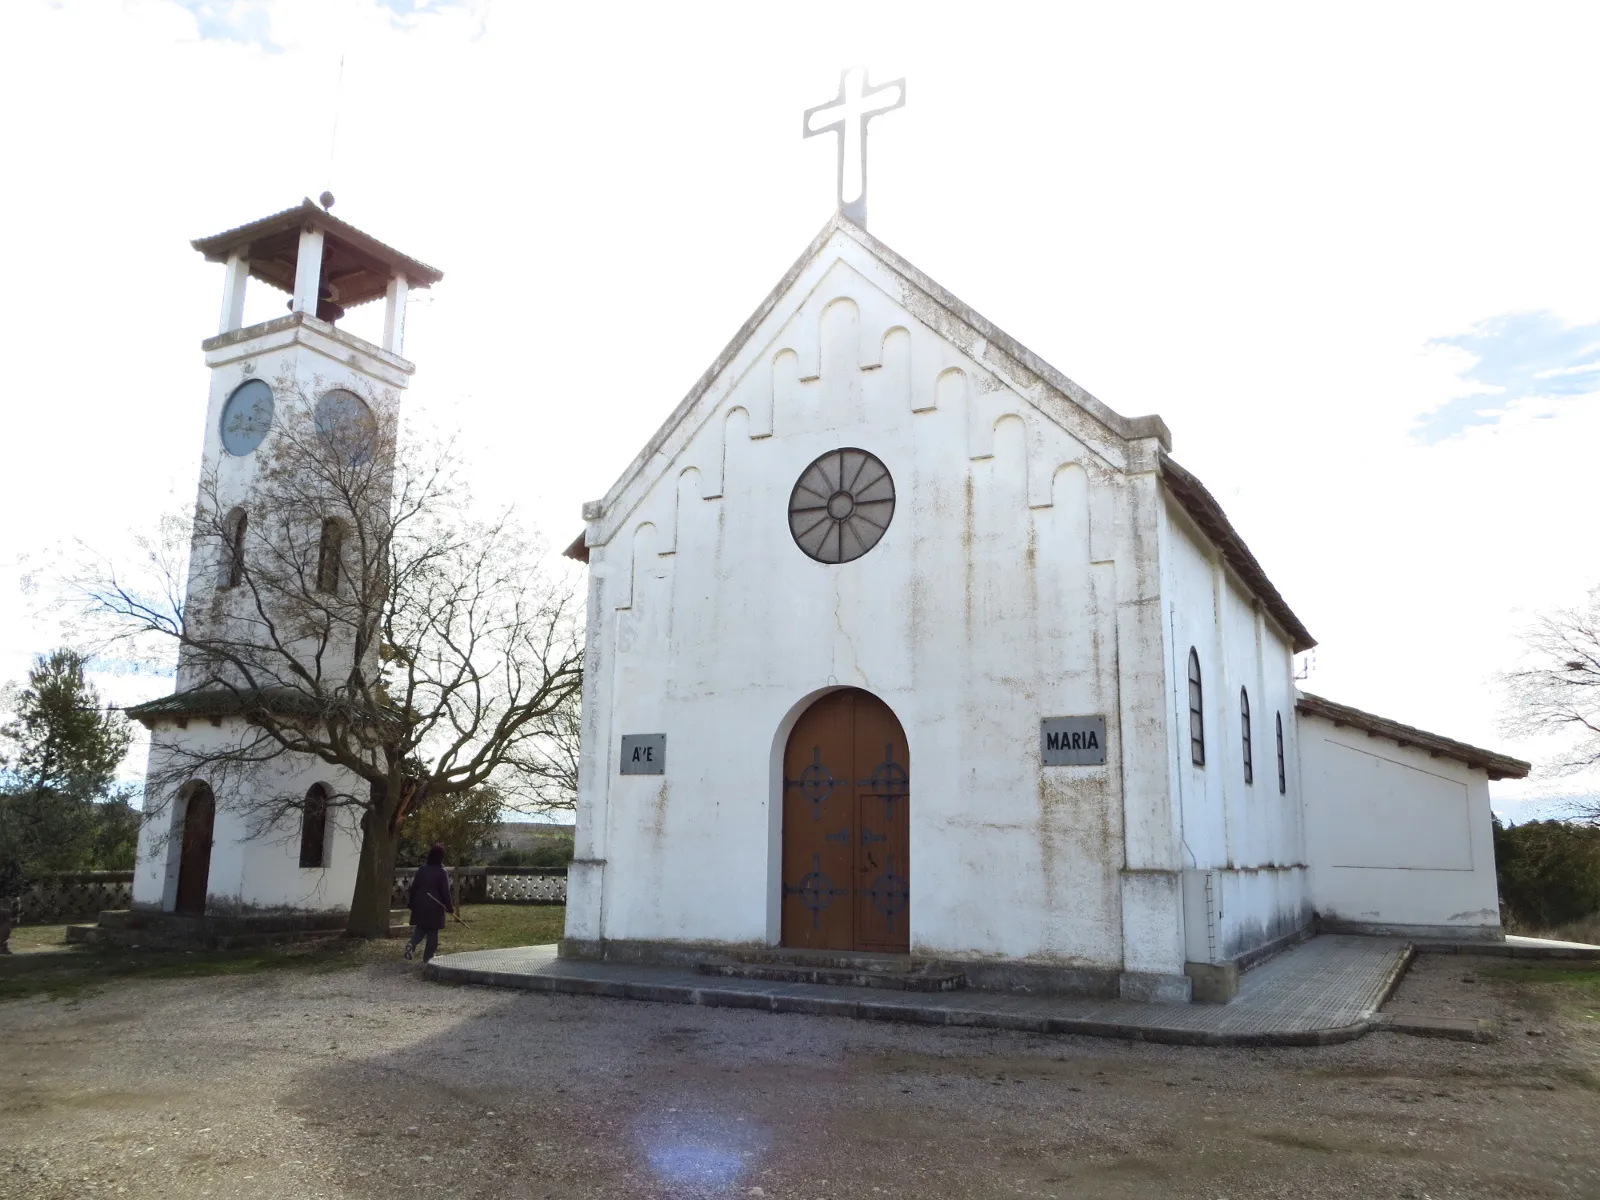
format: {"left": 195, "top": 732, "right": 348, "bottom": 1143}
{"left": 1296, "top": 690, "right": 1530, "bottom": 780}
{"left": 1159, "top": 453, "right": 1316, "bottom": 653}
{"left": 125, "top": 687, "right": 402, "bottom": 732}
{"left": 190, "top": 198, "right": 443, "bottom": 287}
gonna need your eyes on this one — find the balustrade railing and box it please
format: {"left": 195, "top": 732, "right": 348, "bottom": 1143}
{"left": 8, "top": 866, "right": 567, "bottom": 927}
{"left": 13, "top": 872, "right": 135, "bottom": 925}
{"left": 392, "top": 865, "right": 567, "bottom": 907}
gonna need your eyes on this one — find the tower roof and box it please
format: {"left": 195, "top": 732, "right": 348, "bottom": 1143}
{"left": 192, "top": 199, "right": 443, "bottom": 310}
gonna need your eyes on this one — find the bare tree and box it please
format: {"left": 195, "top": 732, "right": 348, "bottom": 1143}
{"left": 530, "top": 689, "right": 582, "bottom": 816}
{"left": 81, "top": 379, "right": 583, "bottom": 936}
{"left": 1504, "top": 585, "right": 1600, "bottom": 819}
{"left": 405, "top": 784, "right": 505, "bottom": 872}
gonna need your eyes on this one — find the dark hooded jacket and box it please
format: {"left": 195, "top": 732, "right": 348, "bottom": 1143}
{"left": 0, "top": 859, "right": 22, "bottom": 901}
{"left": 407, "top": 862, "right": 454, "bottom": 930}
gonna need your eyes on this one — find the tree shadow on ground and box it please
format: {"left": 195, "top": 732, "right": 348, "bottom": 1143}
{"left": 272, "top": 953, "right": 1600, "bottom": 1200}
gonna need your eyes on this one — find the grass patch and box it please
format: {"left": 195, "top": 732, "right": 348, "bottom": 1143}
{"left": 9, "top": 924, "right": 74, "bottom": 953}
{"left": 1482, "top": 965, "right": 1600, "bottom": 987}
{"left": 1483, "top": 963, "right": 1600, "bottom": 1036}
{"left": 0, "top": 904, "right": 565, "bottom": 1003}
{"left": 423, "top": 903, "right": 566, "bottom": 954}
{"left": 0, "top": 940, "right": 360, "bottom": 1002}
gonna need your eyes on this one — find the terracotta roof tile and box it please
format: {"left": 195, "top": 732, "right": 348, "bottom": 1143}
{"left": 1296, "top": 690, "right": 1529, "bottom": 780}
{"left": 1160, "top": 453, "right": 1316, "bottom": 653}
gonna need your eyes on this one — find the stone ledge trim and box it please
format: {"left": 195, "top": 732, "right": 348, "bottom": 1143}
{"left": 1373, "top": 1013, "right": 1500, "bottom": 1043}
{"left": 560, "top": 937, "right": 1134, "bottom": 1000}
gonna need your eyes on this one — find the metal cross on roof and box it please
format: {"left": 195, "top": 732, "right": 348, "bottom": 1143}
{"left": 803, "top": 67, "right": 906, "bottom": 229}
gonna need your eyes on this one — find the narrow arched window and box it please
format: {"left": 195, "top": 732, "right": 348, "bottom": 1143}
{"left": 1276, "top": 712, "right": 1287, "bottom": 795}
{"left": 221, "top": 507, "right": 247, "bottom": 589}
{"left": 1187, "top": 648, "right": 1205, "bottom": 766}
{"left": 1240, "top": 688, "right": 1254, "bottom": 785}
{"left": 299, "top": 784, "right": 329, "bottom": 869}
{"left": 316, "top": 518, "right": 344, "bottom": 595}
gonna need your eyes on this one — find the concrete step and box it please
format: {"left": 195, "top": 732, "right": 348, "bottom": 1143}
{"left": 696, "top": 959, "right": 966, "bottom": 992}
{"left": 713, "top": 946, "right": 935, "bottom": 972}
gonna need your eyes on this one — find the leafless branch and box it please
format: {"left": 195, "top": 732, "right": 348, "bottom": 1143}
{"left": 1502, "top": 586, "right": 1600, "bottom": 802}
{"left": 72, "top": 377, "right": 584, "bottom": 927}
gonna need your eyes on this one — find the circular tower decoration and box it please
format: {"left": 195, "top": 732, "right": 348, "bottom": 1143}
{"left": 219, "top": 379, "right": 275, "bottom": 456}
{"left": 788, "top": 448, "right": 895, "bottom": 564}
{"left": 314, "top": 389, "right": 377, "bottom": 465}
{"left": 314, "top": 388, "right": 375, "bottom": 441}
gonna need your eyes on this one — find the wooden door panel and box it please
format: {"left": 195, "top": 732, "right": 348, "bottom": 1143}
{"left": 852, "top": 697, "right": 910, "bottom": 953}
{"left": 781, "top": 693, "right": 855, "bottom": 949}
{"left": 782, "top": 689, "right": 909, "bottom": 954}
{"left": 175, "top": 786, "right": 215, "bottom": 916}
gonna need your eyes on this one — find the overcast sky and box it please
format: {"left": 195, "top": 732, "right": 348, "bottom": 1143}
{"left": 2, "top": 0, "right": 1597, "bottom": 818}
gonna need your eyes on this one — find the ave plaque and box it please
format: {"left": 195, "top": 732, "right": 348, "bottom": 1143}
{"left": 619, "top": 733, "right": 666, "bottom": 775}
{"left": 1041, "top": 716, "right": 1107, "bottom": 766}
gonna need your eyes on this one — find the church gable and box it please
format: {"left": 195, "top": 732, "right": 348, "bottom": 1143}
{"left": 585, "top": 218, "right": 1154, "bottom": 968}
{"left": 584, "top": 215, "right": 1173, "bottom": 579}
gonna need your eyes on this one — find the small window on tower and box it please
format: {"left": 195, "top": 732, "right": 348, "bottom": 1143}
{"left": 299, "top": 784, "right": 330, "bottom": 869}
{"left": 1276, "top": 712, "right": 1287, "bottom": 795}
{"left": 316, "top": 519, "right": 344, "bottom": 595}
{"left": 1188, "top": 648, "right": 1205, "bottom": 766}
{"left": 1240, "top": 688, "right": 1254, "bottom": 785}
{"left": 221, "top": 507, "right": 247, "bottom": 589}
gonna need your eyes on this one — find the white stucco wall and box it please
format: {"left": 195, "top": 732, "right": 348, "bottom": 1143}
{"left": 1298, "top": 714, "right": 1502, "bottom": 937}
{"left": 568, "top": 225, "right": 1181, "bottom": 977}
{"left": 180, "top": 316, "right": 406, "bottom": 694}
{"left": 131, "top": 719, "right": 364, "bottom": 915}
{"left": 1159, "top": 501, "right": 1310, "bottom": 963}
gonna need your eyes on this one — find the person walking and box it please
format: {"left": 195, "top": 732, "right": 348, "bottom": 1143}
{"left": 0, "top": 857, "right": 21, "bottom": 956}
{"left": 404, "top": 842, "right": 454, "bottom": 963}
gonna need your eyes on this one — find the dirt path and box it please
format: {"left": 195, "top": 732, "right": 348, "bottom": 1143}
{"left": 2, "top": 951, "right": 1597, "bottom": 1199}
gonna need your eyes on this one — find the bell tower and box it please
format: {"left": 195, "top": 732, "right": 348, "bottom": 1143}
{"left": 126, "top": 200, "right": 443, "bottom": 920}
{"left": 177, "top": 198, "right": 444, "bottom": 683}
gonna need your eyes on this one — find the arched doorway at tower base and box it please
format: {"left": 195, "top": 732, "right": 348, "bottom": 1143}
{"left": 174, "top": 783, "right": 215, "bottom": 916}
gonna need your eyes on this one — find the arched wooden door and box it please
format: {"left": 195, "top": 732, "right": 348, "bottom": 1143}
{"left": 174, "top": 784, "right": 215, "bottom": 916}
{"left": 781, "top": 689, "right": 909, "bottom": 953}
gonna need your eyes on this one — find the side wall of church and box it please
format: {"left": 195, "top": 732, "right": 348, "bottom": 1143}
{"left": 1299, "top": 714, "right": 1502, "bottom": 937}
{"left": 567, "top": 235, "right": 1178, "bottom": 975}
{"left": 131, "top": 720, "right": 364, "bottom": 915}
{"left": 1159, "top": 499, "right": 1311, "bottom": 964}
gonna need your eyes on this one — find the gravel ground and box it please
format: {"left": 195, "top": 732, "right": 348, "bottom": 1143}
{"left": 2, "top": 951, "right": 1598, "bottom": 1199}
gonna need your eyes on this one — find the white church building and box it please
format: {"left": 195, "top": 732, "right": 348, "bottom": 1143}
{"left": 121, "top": 195, "right": 1527, "bottom": 1002}
{"left": 560, "top": 213, "right": 1528, "bottom": 1002}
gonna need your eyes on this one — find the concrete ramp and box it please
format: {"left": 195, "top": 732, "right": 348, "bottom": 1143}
{"left": 425, "top": 934, "right": 1417, "bottom": 1047}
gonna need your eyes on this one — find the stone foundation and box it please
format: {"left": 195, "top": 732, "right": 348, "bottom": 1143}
{"left": 559, "top": 937, "right": 1182, "bottom": 1002}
